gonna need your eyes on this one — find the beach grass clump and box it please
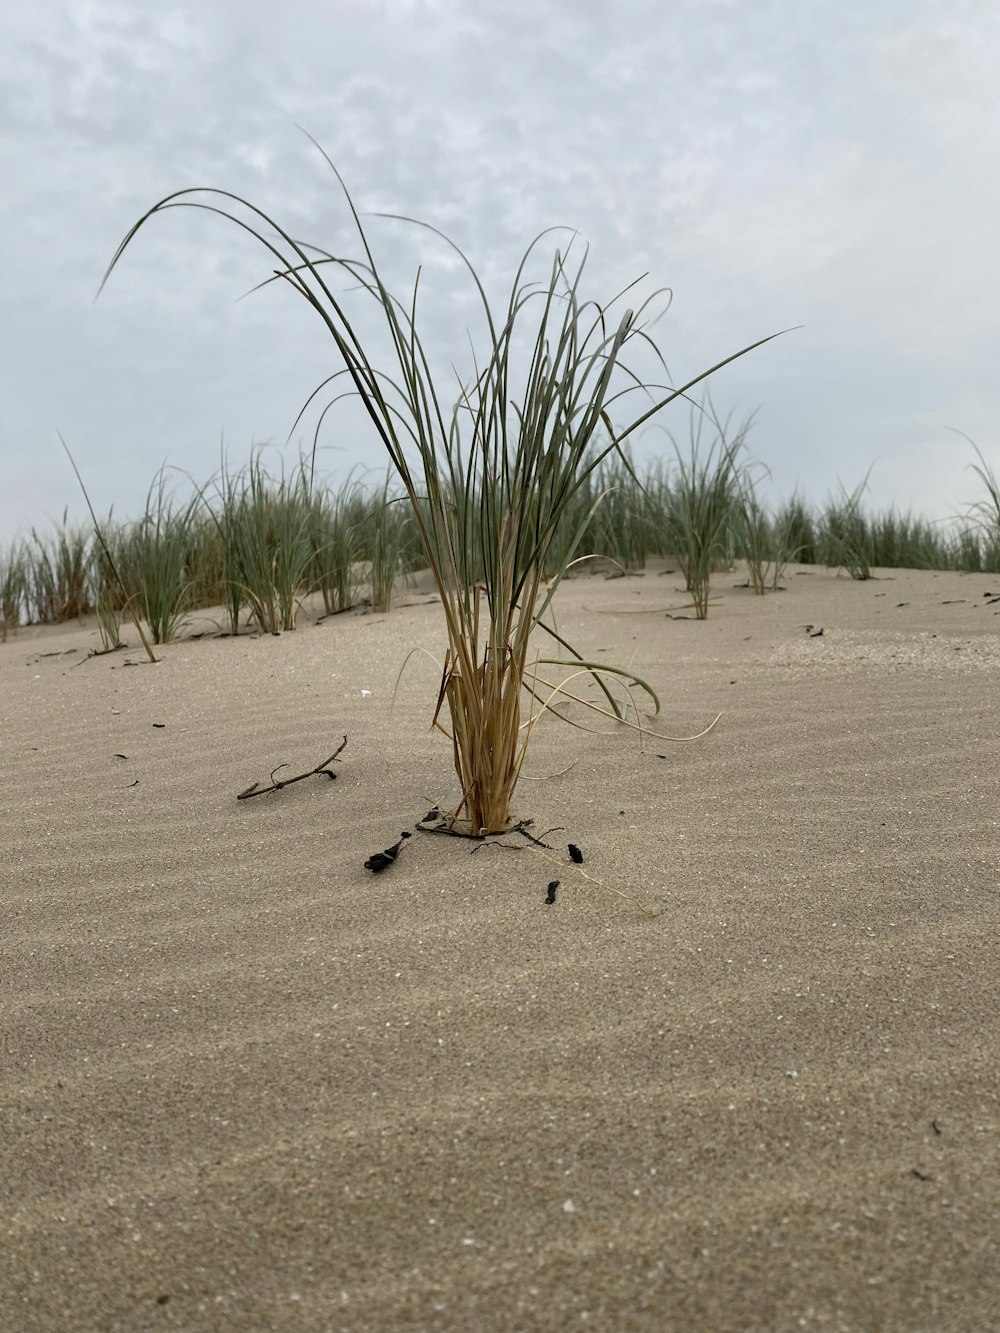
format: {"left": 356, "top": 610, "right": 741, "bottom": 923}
{"left": 951, "top": 524, "right": 984, "bottom": 572}
{"left": 92, "top": 548, "right": 125, "bottom": 652}
{"left": 358, "top": 473, "right": 410, "bottom": 613}
{"left": 0, "top": 539, "right": 28, "bottom": 638}
{"left": 733, "top": 471, "right": 777, "bottom": 594}
{"left": 59, "top": 439, "right": 159, "bottom": 662}
{"left": 209, "top": 452, "right": 314, "bottom": 633}
{"left": 25, "top": 512, "right": 93, "bottom": 624}
{"left": 821, "top": 472, "right": 874, "bottom": 580}
{"left": 590, "top": 450, "right": 651, "bottom": 571}
{"left": 206, "top": 455, "right": 249, "bottom": 634}
{"left": 306, "top": 486, "right": 356, "bottom": 617}
{"left": 111, "top": 469, "right": 203, "bottom": 643}
{"left": 634, "top": 459, "right": 671, "bottom": 565}
{"left": 659, "top": 404, "right": 751, "bottom": 617}
{"left": 531, "top": 446, "right": 649, "bottom": 578}
{"left": 182, "top": 509, "right": 230, "bottom": 613}
{"left": 953, "top": 521, "right": 998, "bottom": 572}
{"left": 100, "top": 151, "right": 780, "bottom": 832}
{"left": 772, "top": 493, "right": 819, "bottom": 566}
{"left": 865, "top": 508, "right": 948, "bottom": 571}
{"left": 304, "top": 470, "right": 364, "bottom": 616}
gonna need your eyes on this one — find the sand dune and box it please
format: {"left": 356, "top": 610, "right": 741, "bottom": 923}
{"left": 2, "top": 564, "right": 998, "bottom": 1331}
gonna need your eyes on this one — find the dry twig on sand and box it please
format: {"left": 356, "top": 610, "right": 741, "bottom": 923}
{"left": 237, "top": 736, "right": 347, "bottom": 800}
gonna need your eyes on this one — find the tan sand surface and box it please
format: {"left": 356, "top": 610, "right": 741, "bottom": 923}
{"left": 2, "top": 563, "right": 999, "bottom": 1332}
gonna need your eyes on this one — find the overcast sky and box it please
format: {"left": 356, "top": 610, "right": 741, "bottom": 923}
{"left": 2, "top": 0, "right": 998, "bottom": 542}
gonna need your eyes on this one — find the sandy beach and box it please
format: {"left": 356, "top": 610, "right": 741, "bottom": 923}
{"left": 2, "top": 562, "right": 998, "bottom": 1332}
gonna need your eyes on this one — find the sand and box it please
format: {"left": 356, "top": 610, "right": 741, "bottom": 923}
{"left": 2, "top": 563, "right": 998, "bottom": 1332}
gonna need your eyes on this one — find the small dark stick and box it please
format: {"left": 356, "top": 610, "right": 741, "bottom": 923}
{"left": 545, "top": 881, "right": 559, "bottom": 905}
{"left": 568, "top": 843, "right": 584, "bottom": 864}
{"left": 237, "top": 737, "right": 347, "bottom": 800}
{"left": 364, "top": 831, "right": 411, "bottom": 874}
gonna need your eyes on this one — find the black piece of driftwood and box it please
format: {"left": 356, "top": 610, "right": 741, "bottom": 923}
{"left": 365, "top": 830, "right": 411, "bottom": 873}
{"left": 237, "top": 736, "right": 348, "bottom": 800}
{"left": 546, "top": 881, "right": 559, "bottom": 905}
{"left": 568, "top": 843, "right": 584, "bottom": 864}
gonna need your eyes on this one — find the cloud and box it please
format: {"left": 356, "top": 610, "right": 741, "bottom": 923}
{"left": 1, "top": 0, "right": 998, "bottom": 540}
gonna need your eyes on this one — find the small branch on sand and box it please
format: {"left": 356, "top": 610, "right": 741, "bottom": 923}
{"left": 516, "top": 824, "right": 564, "bottom": 849}
{"left": 75, "top": 643, "right": 126, "bottom": 667}
{"left": 237, "top": 736, "right": 348, "bottom": 800}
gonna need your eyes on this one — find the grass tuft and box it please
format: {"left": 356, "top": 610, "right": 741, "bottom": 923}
{"left": 660, "top": 402, "right": 751, "bottom": 618}
{"left": 27, "top": 512, "right": 93, "bottom": 623}
{"left": 98, "top": 147, "right": 784, "bottom": 831}
{"left": 822, "top": 470, "right": 874, "bottom": 580}
{"left": 112, "top": 469, "right": 203, "bottom": 644}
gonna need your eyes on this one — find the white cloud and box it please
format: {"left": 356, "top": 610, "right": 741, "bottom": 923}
{"left": 1, "top": 0, "right": 998, "bottom": 540}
